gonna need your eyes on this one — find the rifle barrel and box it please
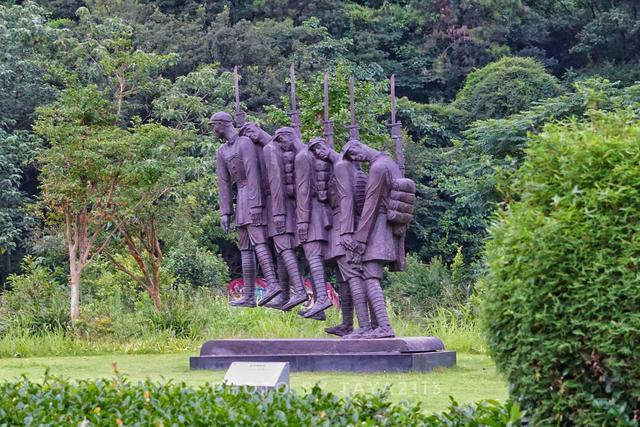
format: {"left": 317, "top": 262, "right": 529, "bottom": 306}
{"left": 390, "top": 74, "right": 396, "bottom": 125}
{"left": 349, "top": 76, "right": 356, "bottom": 126}
{"left": 290, "top": 63, "right": 297, "bottom": 112}
{"left": 323, "top": 72, "right": 329, "bottom": 122}
{"left": 233, "top": 66, "right": 240, "bottom": 112}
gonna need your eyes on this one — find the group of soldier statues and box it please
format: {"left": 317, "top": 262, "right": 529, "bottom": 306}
{"left": 211, "top": 71, "right": 415, "bottom": 340}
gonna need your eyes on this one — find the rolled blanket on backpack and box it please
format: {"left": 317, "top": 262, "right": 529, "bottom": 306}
{"left": 389, "top": 190, "right": 415, "bottom": 205}
{"left": 387, "top": 178, "right": 416, "bottom": 225}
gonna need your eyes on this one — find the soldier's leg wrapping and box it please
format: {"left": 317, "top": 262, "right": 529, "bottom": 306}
{"left": 280, "top": 248, "right": 309, "bottom": 310}
{"left": 324, "top": 267, "right": 354, "bottom": 336}
{"left": 264, "top": 251, "right": 290, "bottom": 310}
{"left": 230, "top": 249, "right": 257, "bottom": 307}
{"left": 338, "top": 278, "right": 353, "bottom": 327}
{"left": 303, "top": 241, "right": 332, "bottom": 318}
{"left": 364, "top": 278, "right": 390, "bottom": 327}
{"left": 276, "top": 254, "right": 290, "bottom": 301}
{"left": 255, "top": 242, "right": 282, "bottom": 305}
{"left": 347, "top": 276, "right": 370, "bottom": 330}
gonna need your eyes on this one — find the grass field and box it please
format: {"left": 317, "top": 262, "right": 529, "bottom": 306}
{"left": 0, "top": 353, "right": 505, "bottom": 413}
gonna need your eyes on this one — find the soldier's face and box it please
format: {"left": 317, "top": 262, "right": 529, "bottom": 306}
{"left": 277, "top": 133, "right": 294, "bottom": 151}
{"left": 311, "top": 143, "right": 329, "bottom": 160}
{"left": 210, "top": 120, "right": 227, "bottom": 137}
{"left": 244, "top": 126, "right": 259, "bottom": 141}
{"left": 346, "top": 144, "right": 367, "bottom": 162}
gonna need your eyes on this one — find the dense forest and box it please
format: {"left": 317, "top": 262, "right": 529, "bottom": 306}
{"left": 2, "top": 2, "right": 639, "bottom": 423}
{"left": 1, "top": 0, "right": 639, "bottom": 317}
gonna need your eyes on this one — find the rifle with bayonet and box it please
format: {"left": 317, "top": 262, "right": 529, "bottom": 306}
{"left": 322, "top": 72, "right": 334, "bottom": 148}
{"left": 347, "top": 76, "right": 360, "bottom": 141}
{"left": 233, "top": 65, "right": 246, "bottom": 128}
{"left": 289, "top": 63, "right": 302, "bottom": 138}
{"left": 389, "top": 74, "right": 405, "bottom": 176}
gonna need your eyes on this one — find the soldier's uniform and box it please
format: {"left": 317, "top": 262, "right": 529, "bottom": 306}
{"left": 354, "top": 153, "right": 404, "bottom": 279}
{"left": 216, "top": 134, "right": 267, "bottom": 249}
{"left": 213, "top": 112, "right": 280, "bottom": 307}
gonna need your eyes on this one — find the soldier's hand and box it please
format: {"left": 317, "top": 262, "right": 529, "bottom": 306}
{"left": 250, "top": 208, "right": 263, "bottom": 226}
{"left": 297, "top": 223, "right": 309, "bottom": 242}
{"left": 341, "top": 235, "right": 357, "bottom": 251}
{"left": 274, "top": 215, "right": 286, "bottom": 234}
{"left": 220, "top": 215, "right": 231, "bottom": 233}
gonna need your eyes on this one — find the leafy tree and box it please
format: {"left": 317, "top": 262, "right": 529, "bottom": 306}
{"left": 103, "top": 124, "right": 194, "bottom": 309}
{"left": 465, "top": 78, "right": 640, "bottom": 159}
{"left": 0, "top": 2, "right": 58, "bottom": 131}
{"left": 453, "top": 57, "right": 562, "bottom": 121}
{"left": 0, "top": 131, "right": 37, "bottom": 282}
{"left": 34, "top": 85, "right": 130, "bottom": 321}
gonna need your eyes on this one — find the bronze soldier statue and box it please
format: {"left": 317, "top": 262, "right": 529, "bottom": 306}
{"left": 309, "top": 137, "right": 374, "bottom": 337}
{"left": 275, "top": 127, "right": 333, "bottom": 319}
{"left": 239, "top": 122, "right": 309, "bottom": 310}
{"left": 341, "top": 140, "right": 408, "bottom": 339}
{"left": 211, "top": 112, "right": 281, "bottom": 307}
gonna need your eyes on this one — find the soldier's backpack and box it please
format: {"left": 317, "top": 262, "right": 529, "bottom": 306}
{"left": 282, "top": 150, "right": 296, "bottom": 198}
{"left": 387, "top": 178, "right": 416, "bottom": 226}
{"left": 314, "top": 159, "right": 331, "bottom": 202}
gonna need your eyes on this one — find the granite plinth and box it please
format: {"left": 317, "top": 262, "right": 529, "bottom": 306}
{"left": 190, "top": 337, "right": 456, "bottom": 372}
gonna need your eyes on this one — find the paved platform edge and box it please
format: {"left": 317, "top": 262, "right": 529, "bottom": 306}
{"left": 190, "top": 351, "right": 456, "bottom": 372}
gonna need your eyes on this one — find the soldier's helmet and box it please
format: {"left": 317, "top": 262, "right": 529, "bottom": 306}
{"left": 308, "top": 137, "right": 326, "bottom": 152}
{"left": 238, "top": 122, "right": 260, "bottom": 136}
{"left": 208, "top": 111, "right": 233, "bottom": 124}
{"left": 342, "top": 139, "right": 363, "bottom": 160}
{"left": 274, "top": 127, "right": 296, "bottom": 137}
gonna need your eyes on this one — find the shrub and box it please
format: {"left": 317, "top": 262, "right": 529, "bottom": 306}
{"left": 0, "top": 374, "right": 523, "bottom": 426}
{"left": 483, "top": 110, "right": 640, "bottom": 425}
{"left": 384, "top": 251, "right": 473, "bottom": 314}
{"left": 0, "top": 257, "right": 70, "bottom": 336}
{"left": 168, "top": 245, "right": 230, "bottom": 288}
{"left": 454, "top": 57, "right": 562, "bottom": 121}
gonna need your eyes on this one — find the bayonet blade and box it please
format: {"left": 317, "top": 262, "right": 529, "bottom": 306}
{"left": 390, "top": 74, "right": 397, "bottom": 125}
{"left": 233, "top": 65, "right": 245, "bottom": 127}
{"left": 289, "top": 63, "right": 301, "bottom": 137}
{"left": 323, "top": 72, "right": 329, "bottom": 122}
{"left": 349, "top": 76, "right": 356, "bottom": 126}
{"left": 290, "top": 63, "right": 297, "bottom": 112}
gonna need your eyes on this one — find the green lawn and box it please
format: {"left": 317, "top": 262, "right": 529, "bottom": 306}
{"left": 0, "top": 353, "right": 505, "bottom": 413}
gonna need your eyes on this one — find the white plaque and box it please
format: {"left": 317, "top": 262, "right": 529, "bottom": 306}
{"left": 223, "top": 361, "right": 290, "bottom": 391}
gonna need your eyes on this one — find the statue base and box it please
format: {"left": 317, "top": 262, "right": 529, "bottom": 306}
{"left": 190, "top": 337, "right": 455, "bottom": 372}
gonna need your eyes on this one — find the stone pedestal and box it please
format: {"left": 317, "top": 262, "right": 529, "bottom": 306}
{"left": 190, "top": 337, "right": 456, "bottom": 373}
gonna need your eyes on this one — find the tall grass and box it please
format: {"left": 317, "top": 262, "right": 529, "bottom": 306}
{"left": 0, "top": 292, "right": 484, "bottom": 358}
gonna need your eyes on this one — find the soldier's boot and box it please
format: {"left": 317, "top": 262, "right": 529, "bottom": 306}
{"left": 230, "top": 250, "right": 257, "bottom": 308}
{"left": 342, "top": 277, "right": 372, "bottom": 339}
{"left": 280, "top": 249, "right": 309, "bottom": 310}
{"left": 303, "top": 256, "right": 332, "bottom": 318}
{"left": 298, "top": 308, "right": 326, "bottom": 321}
{"left": 325, "top": 280, "right": 353, "bottom": 336}
{"left": 255, "top": 243, "right": 282, "bottom": 306}
{"left": 362, "top": 278, "right": 395, "bottom": 339}
{"left": 264, "top": 255, "right": 291, "bottom": 310}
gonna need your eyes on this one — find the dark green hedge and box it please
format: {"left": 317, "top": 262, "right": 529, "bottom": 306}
{"left": 0, "top": 374, "right": 523, "bottom": 426}
{"left": 483, "top": 110, "right": 640, "bottom": 425}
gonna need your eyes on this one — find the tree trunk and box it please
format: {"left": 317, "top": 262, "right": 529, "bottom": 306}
{"left": 148, "top": 285, "right": 162, "bottom": 310}
{"left": 69, "top": 261, "right": 82, "bottom": 322}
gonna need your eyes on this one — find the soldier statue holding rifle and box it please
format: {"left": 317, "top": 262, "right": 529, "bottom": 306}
{"left": 211, "top": 111, "right": 282, "bottom": 308}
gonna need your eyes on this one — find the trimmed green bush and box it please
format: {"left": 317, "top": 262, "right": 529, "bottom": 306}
{"left": 454, "top": 57, "right": 562, "bottom": 120}
{"left": 0, "top": 374, "right": 523, "bottom": 426}
{"left": 483, "top": 110, "right": 640, "bottom": 425}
